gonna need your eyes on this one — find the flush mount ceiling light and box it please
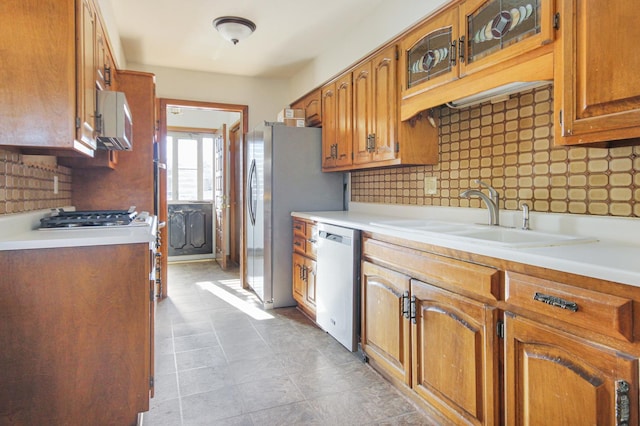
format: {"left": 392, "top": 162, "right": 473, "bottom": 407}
{"left": 212, "top": 16, "right": 256, "bottom": 45}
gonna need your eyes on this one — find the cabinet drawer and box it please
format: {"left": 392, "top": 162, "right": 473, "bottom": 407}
{"left": 363, "top": 237, "right": 500, "bottom": 301}
{"left": 293, "top": 235, "right": 307, "bottom": 255}
{"left": 292, "top": 219, "right": 318, "bottom": 258}
{"left": 505, "top": 271, "right": 634, "bottom": 342}
{"left": 293, "top": 219, "right": 307, "bottom": 236}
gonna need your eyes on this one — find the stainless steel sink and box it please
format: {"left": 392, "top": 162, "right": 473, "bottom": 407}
{"left": 370, "top": 219, "right": 597, "bottom": 248}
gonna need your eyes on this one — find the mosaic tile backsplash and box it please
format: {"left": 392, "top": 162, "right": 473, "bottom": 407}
{"left": 352, "top": 86, "right": 640, "bottom": 217}
{"left": 0, "top": 149, "right": 72, "bottom": 215}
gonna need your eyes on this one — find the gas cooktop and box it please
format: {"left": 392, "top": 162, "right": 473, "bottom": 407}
{"left": 39, "top": 207, "right": 138, "bottom": 229}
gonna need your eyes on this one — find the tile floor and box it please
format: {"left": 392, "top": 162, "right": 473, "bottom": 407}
{"left": 142, "top": 260, "right": 438, "bottom": 426}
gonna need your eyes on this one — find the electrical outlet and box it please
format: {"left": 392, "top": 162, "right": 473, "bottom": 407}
{"left": 424, "top": 176, "right": 437, "bottom": 195}
{"left": 53, "top": 176, "right": 59, "bottom": 194}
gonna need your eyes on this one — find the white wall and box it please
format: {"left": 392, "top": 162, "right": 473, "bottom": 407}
{"left": 127, "top": 63, "right": 289, "bottom": 131}
{"left": 288, "top": 0, "right": 449, "bottom": 100}
{"left": 167, "top": 108, "right": 240, "bottom": 129}
{"left": 98, "top": 0, "right": 449, "bottom": 121}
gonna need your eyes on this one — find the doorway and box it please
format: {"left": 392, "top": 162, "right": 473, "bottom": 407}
{"left": 157, "top": 98, "right": 248, "bottom": 298}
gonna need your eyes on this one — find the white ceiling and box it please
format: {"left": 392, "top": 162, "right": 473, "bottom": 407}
{"left": 106, "top": 0, "right": 387, "bottom": 78}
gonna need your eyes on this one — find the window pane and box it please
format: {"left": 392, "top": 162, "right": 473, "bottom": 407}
{"left": 203, "top": 137, "right": 214, "bottom": 201}
{"left": 166, "top": 136, "right": 173, "bottom": 200}
{"left": 179, "top": 169, "right": 198, "bottom": 200}
{"left": 177, "top": 138, "right": 197, "bottom": 200}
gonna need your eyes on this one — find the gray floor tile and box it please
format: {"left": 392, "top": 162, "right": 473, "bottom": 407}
{"left": 155, "top": 352, "right": 176, "bottom": 375}
{"left": 236, "top": 375, "right": 305, "bottom": 413}
{"left": 150, "top": 373, "right": 180, "bottom": 405}
{"left": 172, "top": 320, "right": 214, "bottom": 338}
{"left": 175, "top": 345, "right": 227, "bottom": 371}
{"left": 249, "top": 401, "right": 324, "bottom": 425}
{"left": 178, "top": 365, "right": 234, "bottom": 397}
{"left": 173, "top": 331, "right": 219, "bottom": 352}
{"left": 142, "top": 397, "right": 182, "bottom": 426}
{"left": 146, "top": 261, "right": 437, "bottom": 426}
{"left": 181, "top": 386, "right": 246, "bottom": 425}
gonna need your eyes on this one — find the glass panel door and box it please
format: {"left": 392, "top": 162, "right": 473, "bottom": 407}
{"left": 467, "top": 0, "right": 541, "bottom": 63}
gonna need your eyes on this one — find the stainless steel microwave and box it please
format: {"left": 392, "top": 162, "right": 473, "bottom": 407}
{"left": 96, "top": 90, "right": 133, "bottom": 150}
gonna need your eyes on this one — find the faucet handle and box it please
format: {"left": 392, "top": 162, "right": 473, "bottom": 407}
{"left": 475, "top": 180, "right": 498, "bottom": 198}
{"left": 521, "top": 202, "right": 530, "bottom": 230}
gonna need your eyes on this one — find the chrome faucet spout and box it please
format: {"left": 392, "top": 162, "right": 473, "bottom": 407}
{"left": 460, "top": 189, "right": 499, "bottom": 226}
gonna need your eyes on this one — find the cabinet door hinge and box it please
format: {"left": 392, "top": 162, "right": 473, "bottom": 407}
{"left": 104, "top": 66, "right": 112, "bottom": 86}
{"left": 553, "top": 12, "right": 560, "bottom": 30}
{"left": 410, "top": 296, "right": 417, "bottom": 324}
{"left": 75, "top": 116, "right": 81, "bottom": 129}
{"left": 402, "top": 291, "right": 410, "bottom": 319}
{"left": 150, "top": 288, "right": 155, "bottom": 301}
{"left": 149, "top": 376, "right": 154, "bottom": 388}
{"left": 496, "top": 320, "right": 504, "bottom": 339}
{"left": 395, "top": 142, "right": 400, "bottom": 153}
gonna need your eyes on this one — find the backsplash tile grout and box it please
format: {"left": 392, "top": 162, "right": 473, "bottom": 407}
{"left": 351, "top": 86, "right": 640, "bottom": 218}
{"left": 0, "top": 149, "right": 72, "bottom": 215}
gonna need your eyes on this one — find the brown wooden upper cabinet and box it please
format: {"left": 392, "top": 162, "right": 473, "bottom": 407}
{"left": 400, "top": 0, "right": 555, "bottom": 120}
{"left": 554, "top": 0, "right": 640, "bottom": 146}
{"left": 321, "top": 73, "right": 353, "bottom": 170}
{"left": 323, "top": 45, "right": 438, "bottom": 172}
{"left": 353, "top": 45, "right": 399, "bottom": 166}
{"left": 0, "top": 0, "right": 104, "bottom": 157}
{"left": 290, "top": 89, "right": 322, "bottom": 127}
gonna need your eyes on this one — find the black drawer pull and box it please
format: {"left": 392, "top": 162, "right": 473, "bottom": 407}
{"left": 533, "top": 292, "right": 578, "bottom": 312}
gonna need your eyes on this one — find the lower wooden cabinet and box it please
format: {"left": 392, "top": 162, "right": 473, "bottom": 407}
{"left": 292, "top": 252, "right": 317, "bottom": 316}
{"left": 505, "top": 313, "right": 638, "bottom": 425}
{"left": 361, "top": 233, "right": 640, "bottom": 425}
{"left": 361, "top": 237, "right": 501, "bottom": 425}
{"left": 412, "top": 279, "right": 500, "bottom": 426}
{"left": 292, "top": 218, "right": 319, "bottom": 318}
{"left": 361, "top": 261, "right": 411, "bottom": 385}
{"left": 0, "top": 243, "right": 153, "bottom": 425}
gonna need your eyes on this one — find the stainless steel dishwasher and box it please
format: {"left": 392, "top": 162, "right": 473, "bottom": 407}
{"left": 316, "top": 223, "right": 360, "bottom": 352}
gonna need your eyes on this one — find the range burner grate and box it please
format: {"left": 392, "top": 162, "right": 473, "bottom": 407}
{"left": 40, "top": 208, "right": 137, "bottom": 228}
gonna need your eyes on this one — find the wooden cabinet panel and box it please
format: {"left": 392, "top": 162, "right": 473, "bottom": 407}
{"left": 353, "top": 46, "right": 399, "bottom": 166}
{"left": 292, "top": 218, "right": 318, "bottom": 318}
{"left": 505, "top": 271, "right": 634, "bottom": 342}
{"left": 371, "top": 47, "right": 398, "bottom": 163}
{"left": 400, "top": 5, "right": 461, "bottom": 98}
{"left": 361, "top": 261, "right": 412, "bottom": 385}
{"left": 353, "top": 60, "right": 373, "bottom": 165}
{"left": 0, "top": 0, "right": 95, "bottom": 155}
{"left": 76, "top": 0, "right": 97, "bottom": 150}
{"left": 291, "top": 89, "right": 322, "bottom": 127}
{"left": 321, "top": 74, "right": 353, "bottom": 170}
{"left": 0, "top": 244, "right": 152, "bottom": 425}
{"left": 459, "top": 0, "right": 555, "bottom": 77}
{"left": 411, "top": 279, "right": 500, "bottom": 425}
{"left": 400, "top": 0, "right": 554, "bottom": 120}
{"left": 505, "top": 313, "right": 638, "bottom": 426}
{"left": 554, "top": 0, "right": 640, "bottom": 145}
{"left": 362, "top": 237, "right": 500, "bottom": 301}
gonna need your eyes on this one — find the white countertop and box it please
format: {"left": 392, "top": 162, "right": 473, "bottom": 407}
{"left": 0, "top": 208, "right": 158, "bottom": 251}
{"left": 293, "top": 203, "right": 640, "bottom": 288}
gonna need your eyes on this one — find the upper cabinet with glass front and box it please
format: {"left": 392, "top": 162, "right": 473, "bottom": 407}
{"left": 460, "top": 0, "right": 554, "bottom": 76}
{"left": 402, "top": 6, "right": 461, "bottom": 98}
{"left": 400, "top": 0, "right": 555, "bottom": 120}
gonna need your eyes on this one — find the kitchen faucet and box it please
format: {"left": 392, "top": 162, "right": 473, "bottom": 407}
{"left": 460, "top": 180, "right": 500, "bottom": 226}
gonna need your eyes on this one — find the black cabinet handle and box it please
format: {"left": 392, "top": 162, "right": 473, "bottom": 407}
{"left": 533, "top": 292, "right": 578, "bottom": 312}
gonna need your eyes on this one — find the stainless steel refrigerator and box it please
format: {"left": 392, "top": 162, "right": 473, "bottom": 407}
{"left": 246, "top": 122, "right": 345, "bottom": 308}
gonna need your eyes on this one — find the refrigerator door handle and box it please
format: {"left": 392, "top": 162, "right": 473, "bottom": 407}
{"left": 247, "top": 159, "right": 257, "bottom": 225}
